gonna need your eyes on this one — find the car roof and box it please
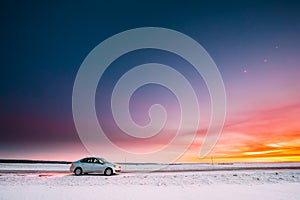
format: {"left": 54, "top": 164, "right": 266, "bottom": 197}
{"left": 81, "top": 157, "right": 104, "bottom": 160}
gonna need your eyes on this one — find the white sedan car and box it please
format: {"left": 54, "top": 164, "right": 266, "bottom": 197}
{"left": 70, "top": 157, "right": 121, "bottom": 176}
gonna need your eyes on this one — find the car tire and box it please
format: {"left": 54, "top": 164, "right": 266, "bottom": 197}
{"left": 74, "top": 167, "right": 82, "bottom": 176}
{"left": 104, "top": 168, "right": 113, "bottom": 176}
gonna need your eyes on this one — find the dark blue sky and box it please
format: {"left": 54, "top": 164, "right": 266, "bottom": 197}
{"left": 1, "top": 0, "right": 300, "bottom": 161}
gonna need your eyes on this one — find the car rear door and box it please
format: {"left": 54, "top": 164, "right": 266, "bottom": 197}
{"left": 80, "top": 158, "right": 94, "bottom": 172}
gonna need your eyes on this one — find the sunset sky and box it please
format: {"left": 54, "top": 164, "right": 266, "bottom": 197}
{"left": 1, "top": 1, "right": 300, "bottom": 163}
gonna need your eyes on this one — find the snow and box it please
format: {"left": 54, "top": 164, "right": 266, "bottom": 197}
{"left": 1, "top": 184, "right": 299, "bottom": 200}
{"left": 1, "top": 162, "right": 299, "bottom": 173}
{"left": 120, "top": 162, "right": 300, "bottom": 172}
{"left": 0, "top": 163, "right": 69, "bottom": 172}
{"left": 0, "top": 163, "right": 300, "bottom": 200}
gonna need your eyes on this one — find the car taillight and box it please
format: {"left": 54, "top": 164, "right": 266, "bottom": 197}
{"left": 71, "top": 163, "right": 74, "bottom": 167}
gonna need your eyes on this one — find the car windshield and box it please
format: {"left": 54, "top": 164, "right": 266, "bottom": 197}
{"left": 98, "top": 158, "right": 108, "bottom": 163}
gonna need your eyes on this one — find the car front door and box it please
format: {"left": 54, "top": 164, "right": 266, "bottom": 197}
{"left": 93, "top": 158, "right": 106, "bottom": 173}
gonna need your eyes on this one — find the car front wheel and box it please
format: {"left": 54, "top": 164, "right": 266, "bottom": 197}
{"left": 104, "top": 168, "right": 113, "bottom": 176}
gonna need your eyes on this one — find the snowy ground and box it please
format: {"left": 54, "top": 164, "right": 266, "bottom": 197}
{"left": 0, "top": 163, "right": 300, "bottom": 200}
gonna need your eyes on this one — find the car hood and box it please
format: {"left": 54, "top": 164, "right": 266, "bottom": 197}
{"left": 105, "top": 162, "right": 115, "bottom": 167}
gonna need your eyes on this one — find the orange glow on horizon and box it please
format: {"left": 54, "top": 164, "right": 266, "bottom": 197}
{"left": 178, "top": 103, "right": 300, "bottom": 163}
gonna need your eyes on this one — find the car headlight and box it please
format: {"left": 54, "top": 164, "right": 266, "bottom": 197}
{"left": 114, "top": 165, "right": 121, "bottom": 169}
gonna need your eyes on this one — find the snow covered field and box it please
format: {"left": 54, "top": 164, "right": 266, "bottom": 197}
{"left": 0, "top": 163, "right": 300, "bottom": 200}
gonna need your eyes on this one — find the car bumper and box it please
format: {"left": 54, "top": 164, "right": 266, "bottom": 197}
{"left": 70, "top": 165, "right": 75, "bottom": 172}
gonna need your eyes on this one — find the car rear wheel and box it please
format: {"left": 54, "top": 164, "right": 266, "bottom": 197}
{"left": 104, "top": 168, "right": 113, "bottom": 176}
{"left": 74, "top": 167, "right": 82, "bottom": 176}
